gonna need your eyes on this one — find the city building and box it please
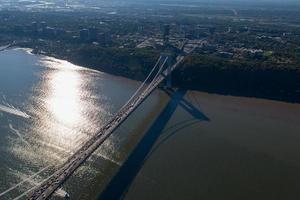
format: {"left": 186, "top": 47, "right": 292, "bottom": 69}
{"left": 80, "top": 29, "right": 89, "bottom": 42}
{"left": 44, "top": 27, "right": 56, "bottom": 38}
{"left": 163, "top": 24, "right": 170, "bottom": 44}
{"left": 89, "top": 27, "right": 98, "bottom": 42}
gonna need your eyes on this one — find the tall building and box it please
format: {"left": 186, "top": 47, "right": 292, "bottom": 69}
{"left": 163, "top": 24, "right": 170, "bottom": 44}
{"left": 80, "top": 29, "right": 89, "bottom": 42}
{"left": 44, "top": 27, "right": 55, "bottom": 38}
{"left": 40, "top": 21, "right": 47, "bottom": 30}
{"left": 31, "top": 21, "right": 38, "bottom": 34}
{"left": 98, "top": 32, "right": 112, "bottom": 47}
{"left": 89, "top": 27, "right": 98, "bottom": 42}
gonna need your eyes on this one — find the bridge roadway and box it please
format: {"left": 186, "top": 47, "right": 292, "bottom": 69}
{"left": 29, "top": 55, "right": 185, "bottom": 200}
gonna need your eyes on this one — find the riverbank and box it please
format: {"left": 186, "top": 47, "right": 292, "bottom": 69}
{"left": 174, "top": 55, "right": 300, "bottom": 103}
{"left": 7, "top": 43, "right": 300, "bottom": 103}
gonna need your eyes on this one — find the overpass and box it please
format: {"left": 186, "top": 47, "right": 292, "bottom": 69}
{"left": 28, "top": 54, "right": 185, "bottom": 200}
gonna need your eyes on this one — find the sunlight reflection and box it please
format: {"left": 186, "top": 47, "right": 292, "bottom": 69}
{"left": 24, "top": 56, "right": 111, "bottom": 161}
{"left": 38, "top": 58, "right": 88, "bottom": 152}
{"left": 48, "top": 69, "right": 81, "bottom": 126}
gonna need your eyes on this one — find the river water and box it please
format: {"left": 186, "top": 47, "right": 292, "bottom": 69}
{"left": 0, "top": 48, "right": 164, "bottom": 200}
{"left": 1, "top": 49, "right": 300, "bottom": 200}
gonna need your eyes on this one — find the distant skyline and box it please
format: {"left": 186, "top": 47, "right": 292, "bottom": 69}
{"left": 0, "top": 0, "right": 299, "bottom": 11}
{"left": 114, "top": 0, "right": 300, "bottom": 6}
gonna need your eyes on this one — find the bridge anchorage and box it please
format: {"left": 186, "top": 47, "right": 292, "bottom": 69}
{"left": 24, "top": 53, "right": 185, "bottom": 200}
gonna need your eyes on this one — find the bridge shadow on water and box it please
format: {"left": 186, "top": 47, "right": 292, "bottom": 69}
{"left": 98, "top": 88, "right": 210, "bottom": 200}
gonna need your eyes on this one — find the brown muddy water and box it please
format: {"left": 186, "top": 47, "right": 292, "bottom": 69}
{"left": 122, "top": 90, "right": 300, "bottom": 200}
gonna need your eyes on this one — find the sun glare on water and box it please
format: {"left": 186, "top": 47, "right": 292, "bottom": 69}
{"left": 48, "top": 69, "right": 81, "bottom": 126}
{"left": 34, "top": 58, "right": 90, "bottom": 153}
{"left": 40, "top": 57, "right": 85, "bottom": 127}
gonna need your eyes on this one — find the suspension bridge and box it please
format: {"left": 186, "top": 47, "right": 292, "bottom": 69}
{"left": 23, "top": 54, "right": 185, "bottom": 200}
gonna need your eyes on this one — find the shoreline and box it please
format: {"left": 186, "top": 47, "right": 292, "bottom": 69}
{"left": 4, "top": 46, "right": 300, "bottom": 104}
